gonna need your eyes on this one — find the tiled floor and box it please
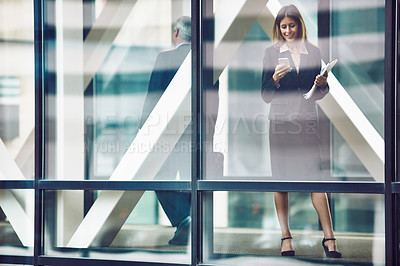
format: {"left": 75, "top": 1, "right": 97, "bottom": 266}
{"left": 111, "top": 225, "right": 385, "bottom": 265}
{"left": 0, "top": 223, "right": 386, "bottom": 265}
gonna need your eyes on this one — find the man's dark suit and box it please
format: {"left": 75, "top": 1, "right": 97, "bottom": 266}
{"left": 141, "top": 43, "right": 192, "bottom": 229}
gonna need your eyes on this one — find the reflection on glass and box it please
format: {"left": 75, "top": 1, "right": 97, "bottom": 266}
{"left": 330, "top": 0, "right": 385, "bottom": 180}
{"left": 45, "top": 0, "right": 192, "bottom": 181}
{"left": 0, "top": 189, "right": 34, "bottom": 256}
{"left": 205, "top": 0, "right": 385, "bottom": 182}
{"left": 0, "top": 0, "right": 34, "bottom": 180}
{"left": 44, "top": 0, "right": 193, "bottom": 263}
{"left": 44, "top": 190, "right": 190, "bottom": 263}
{"left": 0, "top": 0, "right": 35, "bottom": 256}
{"left": 205, "top": 192, "right": 384, "bottom": 265}
{"left": 89, "top": 3, "right": 193, "bottom": 183}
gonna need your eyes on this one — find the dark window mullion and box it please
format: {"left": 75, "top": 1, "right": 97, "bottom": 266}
{"left": 38, "top": 180, "right": 191, "bottom": 191}
{"left": 191, "top": 0, "right": 201, "bottom": 265}
{"left": 197, "top": 180, "right": 385, "bottom": 194}
{"left": 385, "top": 0, "right": 397, "bottom": 265}
{"left": 34, "top": 0, "right": 45, "bottom": 265}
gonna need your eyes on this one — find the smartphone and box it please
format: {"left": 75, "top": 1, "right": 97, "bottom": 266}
{"left": 278, "top": 57, "right": 290, "bottom": 67}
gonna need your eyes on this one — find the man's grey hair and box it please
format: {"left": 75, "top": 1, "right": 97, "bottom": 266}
{"left": 174, "top": 16, "right": 191, "bottom": 42}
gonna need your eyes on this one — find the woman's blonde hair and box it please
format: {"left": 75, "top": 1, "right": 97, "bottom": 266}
{"left": 272, "top": 5, "right": 308, "bottom": 42}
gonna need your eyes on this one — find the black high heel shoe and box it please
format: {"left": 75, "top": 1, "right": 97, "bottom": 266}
{"left": 281, "top": 237, "right": 295, "bottom": 256}
{"left": 322, "top": 238, "right": 342, "bottom": 258}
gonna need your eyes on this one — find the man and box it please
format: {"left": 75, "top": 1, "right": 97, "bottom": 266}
{"left": 141, "top": 16, "right": 222, "bottom": 246}
{"left": 141, "top": 16, "right": 192, "bottom": 246}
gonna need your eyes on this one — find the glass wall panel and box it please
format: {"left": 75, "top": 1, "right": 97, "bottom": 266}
{"left": 204, "top": 0, "right": 385, "bottom": 182}
{"left": 330, "top": 0, "right": 385, "bottom": 180}
{"left": 0, "top": 0, "right": 35, "bottom": 180}
{"left": 0, "top": 189, "right": 34, "bottom": 256}
{"left": 204, "top": 192, "right": 384, "bottom": 265}
{"left": 44, "top": 0, "right": 192, "bottom": 181}
{"left": 44, "top": 190, "right": 190, "bottom": 264}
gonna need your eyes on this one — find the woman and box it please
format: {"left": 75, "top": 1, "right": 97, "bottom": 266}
{"left": 261, "top": 5, "right": 341, "bottom": 258}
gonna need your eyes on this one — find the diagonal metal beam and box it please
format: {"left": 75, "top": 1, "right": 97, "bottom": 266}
{"left": 0, "top": 139, "right": 34, "bottom": 247}
{"left": 0, "top": 139, "right": 25, "bottom": 180}
{"left": 14, "top": 129, "right": 34, "bottom": 173}
{"left": 319, "top": 74, "right": 384, "bottom": 181}
{"left": 67, "top": 53, "right": 192, "bottom": 247}
{"left": 84, "top": 0, "right": 138, "bottom": 90}
{"left": 0, "top": 190, "right": 33, "bottom": 246}
{"left": 213, "top": 0, "right": 270, "bottom": 83}
{"left": 256, "top": 4, "right": 274, "bottom": 40}
{"left": 0, "top": 137, "right": 33, "bottom": 246}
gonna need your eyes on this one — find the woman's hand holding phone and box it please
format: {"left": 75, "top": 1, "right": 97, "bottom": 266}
{"left": 273, "top": 58, "right": 291, "bottom": 85}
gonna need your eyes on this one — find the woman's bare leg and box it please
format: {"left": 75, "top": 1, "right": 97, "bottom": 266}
{"left": 274, "top": 192, "right": 293, "bottom": 252}
{"left": 311, "top": 192, "right": 339, "bottom": 251}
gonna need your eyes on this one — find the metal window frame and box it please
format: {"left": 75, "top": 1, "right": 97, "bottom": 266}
{"left": 191, "top": 0, "right": 201, "bottom": 265}
{"left": 34, "top": 0, "right": 44, "bottom": 265}
{"left": 197, "top": 181, "right": 385, "bottom": 194}
{"left": 0, "top": 255, "right": 33, "bottom": 265}
{"left": 0, "top": 0, "right": 396, "bottom": 265}
{"left": 385, "top": 0, "right": 397, "bottom": 265}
